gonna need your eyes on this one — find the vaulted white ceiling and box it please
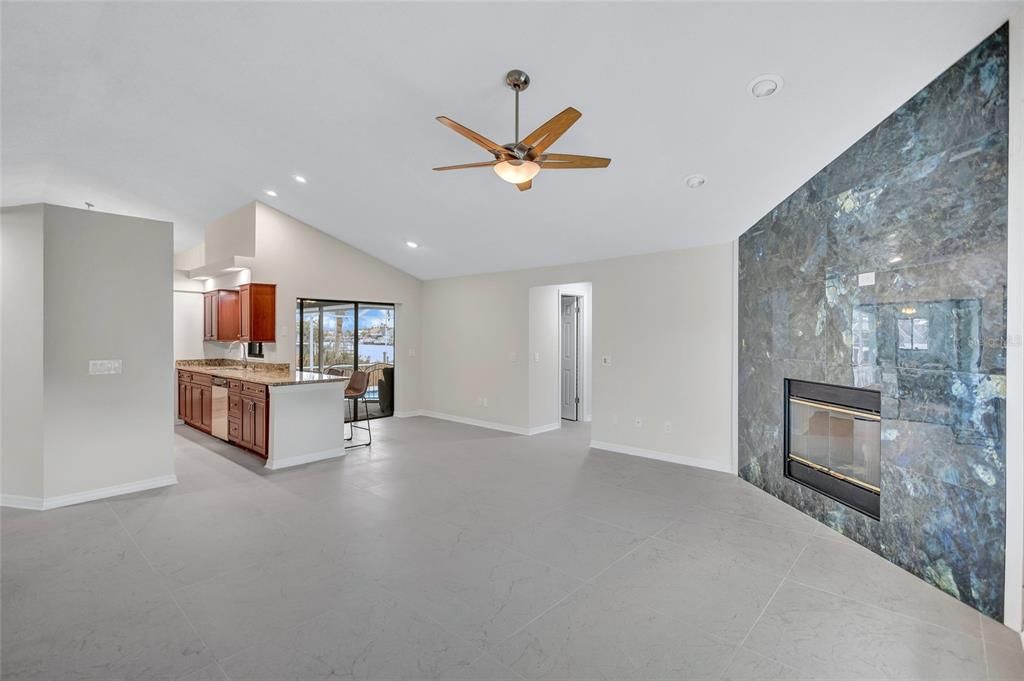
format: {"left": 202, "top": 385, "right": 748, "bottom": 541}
{"left": 2, "top": 1, "right": 1015, "bottom": 279}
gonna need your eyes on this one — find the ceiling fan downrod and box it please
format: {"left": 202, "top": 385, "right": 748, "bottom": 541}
{"left": 505, "top": 69, "right": 530, "bottom": 148}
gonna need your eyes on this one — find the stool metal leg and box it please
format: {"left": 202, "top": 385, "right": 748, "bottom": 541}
{"left": 345, "top": 394, "right": 372, "bottom": 450}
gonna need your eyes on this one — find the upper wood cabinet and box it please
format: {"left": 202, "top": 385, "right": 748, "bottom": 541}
{"left": 240, "top": 283, "right": 276, "bottom": 343}
{"left": 202, "top": 289, "right": 241, "bottom": 342}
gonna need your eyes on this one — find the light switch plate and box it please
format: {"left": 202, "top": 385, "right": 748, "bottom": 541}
{"left": 601, "top": 355, "right": 612, "bottom": 366}
{"left": 89, "top": 359, "right": 122, "bottom": 375}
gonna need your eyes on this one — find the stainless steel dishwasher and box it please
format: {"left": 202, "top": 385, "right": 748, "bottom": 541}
{"left": 211, "top": 377, "right": 229, "bottom": 440}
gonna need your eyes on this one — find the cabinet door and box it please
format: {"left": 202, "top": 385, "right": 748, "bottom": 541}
{"left": 203, "top": 292, "right": 215, "bottom": 340}
{"left": 187, "top": 384, "right": 200, "bottom": 426}
{"left": 251, "top": 399, "right": 267, "bottom": 457}
{"left": 240, "top": 396, "right": 254, "bottom": 448}
{"left": 216, "top": 290, "right": 241, "bottom": 341}
{"left": 200, "top": 386, "right": 213, "bottom": 431}
{"left": 178, "top": 381, "right": 188, "bottom": 420}
{"left": 239, "top": 286, "right": 251, "bottom": 341}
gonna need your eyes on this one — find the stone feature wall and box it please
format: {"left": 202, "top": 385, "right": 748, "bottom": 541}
{"left": 737, "top": 25, "right": 1009, "bottom": 618}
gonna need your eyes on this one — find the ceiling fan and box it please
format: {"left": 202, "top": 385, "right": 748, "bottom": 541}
{"left": 433, "top": 70, "right": 611, "bottom": 192}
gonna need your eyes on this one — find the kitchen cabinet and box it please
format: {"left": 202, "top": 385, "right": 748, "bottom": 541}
{"left": 177, "top": 371, "right": 213, "bottom": 433}
{"left": 238, "top": 381, "right": 268, "bottom": 458}
{"left": 178, "top": 380, "right": 189, "bottom": 421}
{"left": 239, "top": 283, "right": 276, "bottom": 342}
{"left": 179, "top": 370, "right": 268, "bottom": 457}
{"left": 203, "top": 289, "right": 241, "bottom": 342}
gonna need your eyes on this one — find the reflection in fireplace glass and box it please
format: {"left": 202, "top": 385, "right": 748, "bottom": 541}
{"left": 788, "top": 398, "right": 881, "bottom": 492}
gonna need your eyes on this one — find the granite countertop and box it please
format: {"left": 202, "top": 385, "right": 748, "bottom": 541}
{"left": 176, "top": 360, "right": 348, "bottom": 387}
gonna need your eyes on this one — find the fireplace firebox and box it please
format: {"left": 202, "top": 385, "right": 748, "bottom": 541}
{"left": 784, "top": 379, "right": 881, "bottom": 520}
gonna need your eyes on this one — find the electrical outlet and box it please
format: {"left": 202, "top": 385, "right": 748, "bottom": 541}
{"left": 482, "top": 397, "right": 488, "bottom": 407}
{"left": 664, "top": 421, "right": 673, "bottom": 433}
{"left": 534, "top": 352, "right": 540, "bottom": 363}
{"left": 611, "top": 415, "right": 619, "bottom": 425}
{"left": 509, "top": 351, "right": 517, "bottom": 362}
{"left": 634, "top": 417, "right": 643, "bottom": 428}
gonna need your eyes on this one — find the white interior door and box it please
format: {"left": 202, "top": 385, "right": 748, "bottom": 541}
{"left": 561, "top": 296, "right": 579, "bottom": 421}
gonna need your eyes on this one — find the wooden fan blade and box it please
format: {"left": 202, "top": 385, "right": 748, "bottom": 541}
{"left": 433, "top": 161, "right": 499, "bottom": 171}
{"left": 436, "top": 116, "right": 510, "bottom": 158}
{"left": 516, "top": 179, "right": 533, "bottom": 192}
{"left": 522, "top": 107, "right": 581, "bottom": 157}
{"left": 538, "top": 153, "right": 611, "bottom": 169}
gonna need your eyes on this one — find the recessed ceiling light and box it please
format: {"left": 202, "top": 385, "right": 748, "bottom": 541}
{"left": 889, "top": 256, "right": 903, "bottom": 264}
{"left": 264, "top": 189, "right": 278, "bottom": 197}
{"left": 406, "top": 241, "right": 419, "bottom": 249}
{"left": 685, "top": 174, "right": 706, "bottom": 189}
{"left": 293, "top": 175, "right": 307, "bottom": 183}
{"left": 749, "top": 74, "right": 784, "bottom": 99}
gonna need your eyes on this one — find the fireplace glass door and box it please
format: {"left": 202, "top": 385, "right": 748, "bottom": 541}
{"left": 788, "top": 398, "right": 881, "bottom": 492}
{"left": 784, "top": 379, "right": 881, "bottom": 519}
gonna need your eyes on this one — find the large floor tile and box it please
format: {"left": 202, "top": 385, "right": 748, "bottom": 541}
{"left": 491, "top": 508, "right": 646, "bottom": 580}
{"left": 219, "top": 594, "right": 482, "bottom": 681}
{"left": 789, "top": 536, "right": 981, "bottom": 637}
{"left": 986, "top": 638, "right": 1024, "bottom": 681}
{"left": 744, "top": 580, "right": 988, "bottom": 680}
{"left": 562, "top": 479, "right": 683, "bottom": 536}
{"left": 591, "top": 538, "right": 784, "bottom": 644}
{"left": 172, "top": 548, "right": 376, "bottom": 660}
{"left": 720, "top": 648, "right": 813, "bottom": 681}
{"left": 175, "top": 663, "right": 230, "bottom": 681}
{"left": 109, "top": 484, "right": 308, "bottom": 588}
{"left": 983, "top": 613, "right": 1024, "bottom": 651}
{"left": 494, "top": 582, "right": 735, "bottom": 680}
{"left": 656, "top": 505, "right": 811, "bottom": 578}
{"left": 4, "top": 419, "right": 1009, "bottom": 681}
{"left": 381, "top": 528, "right": 584, "bottom": 648}
{"left": 2, "top": 598, "right": 214, "bottom": 681}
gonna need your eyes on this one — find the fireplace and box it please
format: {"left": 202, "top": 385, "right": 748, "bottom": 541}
{"left": 784, "top": 379, "right": 881, "bottom": 520}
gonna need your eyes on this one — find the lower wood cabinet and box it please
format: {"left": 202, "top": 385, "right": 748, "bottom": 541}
{"left": 179, "top": 371, "right": 268, "bottom": 459}
{"left": 238, "top": 388, "right": 268, "bottom": 458}
{"left": 177, "top": 371, "right": 213, "bottom": 433}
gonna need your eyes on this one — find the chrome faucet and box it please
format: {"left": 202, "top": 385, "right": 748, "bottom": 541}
{"left": 227, "top": 340, "right": 248, "bottom": 369}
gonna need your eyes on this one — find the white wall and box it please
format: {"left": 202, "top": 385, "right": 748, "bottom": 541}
{"left": 173, "top": 271, "right": 204, "bottom": 361}
{"left": 204, "top": 202, "right": 255, "bottom": 264}
{"left": 1, "top": 204, "right": 176, "bottom": 507}
{"left": 1003, "top": 5, "right": 1024, "bottom": 631}
{"left": 1, "top": 205, "right": 45, "bottom": 500}
{"left": 198, "top": 203, "right": 422, "bottom": 413}
{"left": 421, "top": 243, "right": 735, "bottom": 473}
{"left": 41, "top": 205, "right": 175, "bottom": 499}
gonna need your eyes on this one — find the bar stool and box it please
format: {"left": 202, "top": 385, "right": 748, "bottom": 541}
{"left": 344, "top": 370, "right": 372, "bottom": 449}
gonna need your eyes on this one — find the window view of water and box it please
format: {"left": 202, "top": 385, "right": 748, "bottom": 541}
{"left": 296, "top": 299, "right": 396, "bottom": 417}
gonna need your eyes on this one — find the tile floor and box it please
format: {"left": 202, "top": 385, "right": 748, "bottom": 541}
{"left": 2, "top": 417, "right": 1022, "bottom": 680}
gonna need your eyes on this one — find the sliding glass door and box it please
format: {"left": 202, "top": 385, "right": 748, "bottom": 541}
{"left": 296, "top": 299, "right": 395, "bottom": 418}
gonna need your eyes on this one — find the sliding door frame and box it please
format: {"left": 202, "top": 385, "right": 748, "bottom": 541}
{"left": 296, "top": 297, "right": 396, "bottom": 377}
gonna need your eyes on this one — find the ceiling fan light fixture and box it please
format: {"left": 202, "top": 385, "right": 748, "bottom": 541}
{"left": 493, "top": 159, "right": 540, "bottom": 184}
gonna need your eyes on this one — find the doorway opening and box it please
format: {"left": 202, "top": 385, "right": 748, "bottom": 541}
{"left": 295, "top": 298, "right": 396, "bottom": 420}
{"left": 561, "top": 294, "right": 582, "bottom": 421}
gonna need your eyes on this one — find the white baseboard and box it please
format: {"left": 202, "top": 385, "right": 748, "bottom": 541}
{"left": 265, "top": 447, "right": 347, "bottom": 470}
{"left": 2, "top": 474, "right": 179, "bottom": 511}
{"left": 589, "top": 440, "right": 732, "bottom": 475}
{"left": 526, "top": 422, "right": 562, "bottom": 435}
{"left": 419, "top": 410, "right": 529, "bottom": 435}
{"left": 394, "top": 409, "right": 424, "bottom": 418}
{"left": 0, "top": 494, "right": 45, "bottom": 511}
